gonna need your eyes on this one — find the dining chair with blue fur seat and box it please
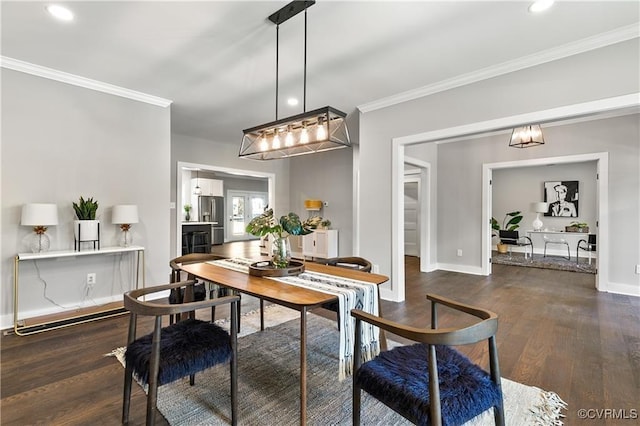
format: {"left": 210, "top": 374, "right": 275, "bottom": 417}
{"left": 122, "top": 280, "right": 239, "bottom": 426}
{"left": 351, "top": 293, "right": 504, "bottom": 426}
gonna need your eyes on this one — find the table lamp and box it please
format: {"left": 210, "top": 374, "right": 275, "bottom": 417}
{"left": 112, "top": 205, "right": 139, "bottom": 247}
{"left": 531, "top": 202, "right": 548, "bottom": 231}
{"left": 21, "top": 203, "right": 59, "bottom": 253}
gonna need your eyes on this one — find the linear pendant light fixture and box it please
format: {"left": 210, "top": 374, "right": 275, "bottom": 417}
{"left": 509, "top": 124, "right": 545, "bottom": 148}
{"left": 239, "top": 0, "right": 351, "bottom": 160}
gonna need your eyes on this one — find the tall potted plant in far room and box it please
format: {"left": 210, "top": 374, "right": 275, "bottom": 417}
{"left": 73, "top": 196, "right": 100, "bottom": 249}
{"left": 491, "top": 211, "right": 523, "bottom": 254}
{"left": 246, "top": 208, "right": 312, "bottom": 268}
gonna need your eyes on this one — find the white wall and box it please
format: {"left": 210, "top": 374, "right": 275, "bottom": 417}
{"left": 1, "top": 69, "right": 171, "bottom": 328}
{"left": 358, "top": 39, "right": 640, "bottom": 298}
{"left": 289, "top": 148, "right": 354, "bottom": 256}
{"left": 492, "top": 162, "right": 598, "bottom": 237}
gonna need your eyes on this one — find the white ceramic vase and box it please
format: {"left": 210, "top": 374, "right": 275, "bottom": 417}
{"left": 74, "top": 219, "right": 100, "bottom": 242}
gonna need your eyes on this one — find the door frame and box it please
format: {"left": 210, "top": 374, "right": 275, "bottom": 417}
{"left": 176, "top": 161, "right": 275, "bottom": 256}
{"left": 403, "top": 176, "right": 420, "bottom": 258}
{"left": 404, "top": 156, "right": 432, "bottom": 274}
{"left": 482, "top": 152, "right": 608, "bottom": 291}
{"left": 226, "top": 189, "right": 269, "bottom": 242}
{"left": 390, "top": 93, "right": 637, "bottom": 302}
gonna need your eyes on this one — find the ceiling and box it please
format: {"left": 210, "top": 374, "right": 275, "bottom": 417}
{"left": 2, "top": 1, "right": 638, "bottom": 144}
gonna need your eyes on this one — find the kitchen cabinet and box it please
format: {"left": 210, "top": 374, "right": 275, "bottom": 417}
{"left": 191, "top": 178, "right": 223, "bottom": 197}
{"left": 302, "top": 229, "right": 338, "bottom": 259}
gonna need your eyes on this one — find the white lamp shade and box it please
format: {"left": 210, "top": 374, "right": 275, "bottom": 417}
{"left": 21, "top": 203, "right": 58, "bottom": 226}
{"left": 531, "top": 202, "right": 549, "bottom": 213}
{"left": 112, "top": 205, "right": 139, "bottom": 224}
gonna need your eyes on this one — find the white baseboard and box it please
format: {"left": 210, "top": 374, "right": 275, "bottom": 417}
{"left": 1, "top": 289, "right": 170, "bottom": 332}
{"left": 436, "top": 263, "right": 486, "bottom": 276}
{"left": 604, "top": 281, "right": 640, "bottom": 297}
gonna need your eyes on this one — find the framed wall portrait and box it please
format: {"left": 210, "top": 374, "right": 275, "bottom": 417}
{"left": 544, "top": 180, "right": 579, "bottom": 217}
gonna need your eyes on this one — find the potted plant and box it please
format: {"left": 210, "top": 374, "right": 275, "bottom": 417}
{"left": 566, "top": 221, "right": 589, "bottom": 233}
{"left": 184, "top": 204, "right": 192, "bottom": 221}
{"left": 73, "top": 196, "right": 100, "bottom": 247}
{"left": 302, "top": 216, "right": 322, "bottom": 229}
{"left": 246, "top": 208, "right": 313, "bottom": 268}
{"left": 319, "top": 219, "right": 332, "bottom": 229}
{"left": 491, "top": 211, "right": 523, "bottom": 254}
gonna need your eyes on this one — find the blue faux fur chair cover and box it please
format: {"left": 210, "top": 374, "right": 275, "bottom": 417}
{"left": 355, "top": 343, "right": 502, "bottom": 426}
{"left": 125, "top": 318, "right": 231, "bottom": 386}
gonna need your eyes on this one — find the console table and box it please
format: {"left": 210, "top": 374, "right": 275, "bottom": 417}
{"left": 13, "top": 246, "right": 145, "bottom": 336}
{"left": 525, "top": 230, "right": 593, "bottom": 259}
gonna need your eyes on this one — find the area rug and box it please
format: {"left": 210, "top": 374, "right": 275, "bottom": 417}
{"left": 492, "top": 251, "right": 596, "bottom": 274}
{"left": 108, "top": 308, "right": 566, "bottom": 425}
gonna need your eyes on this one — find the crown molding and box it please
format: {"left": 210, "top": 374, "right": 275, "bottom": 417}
{"left": 0, "top": 56, "right": 172, "bottom": 108}
{"left": 358, "top": 24, "right": 639, "bottom": 114}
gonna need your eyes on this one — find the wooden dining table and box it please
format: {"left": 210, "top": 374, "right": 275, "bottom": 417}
{"left": 179, "top": 259, "right": 389, "bottom": 425}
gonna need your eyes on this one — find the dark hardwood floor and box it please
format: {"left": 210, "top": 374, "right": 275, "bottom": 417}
{"left": 2, "top": 242, "right": 639, "bottom": 425}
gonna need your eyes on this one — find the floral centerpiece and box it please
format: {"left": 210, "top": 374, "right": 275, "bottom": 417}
{"left": 246, "top": 208, "right": 312, "bottom": 268}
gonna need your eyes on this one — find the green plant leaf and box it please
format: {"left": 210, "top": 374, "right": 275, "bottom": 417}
{"left": 246, "top": 208, "right": 276, "bottom": 237}
{"left": 73, "top": 196, "right": 98, "bottom": 220}
{"left": 280, "top": 212, "right": 312, "bottom": 236}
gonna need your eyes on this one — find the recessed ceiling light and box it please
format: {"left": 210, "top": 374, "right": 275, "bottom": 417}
{"left": 46, "top": 4, "right": 74, "bottom": 22}
{"left": 287, "top": 97, "right": 299, "bottom": 107}
{"left": 528, "top": 0, "right": 554, "bottom": 13}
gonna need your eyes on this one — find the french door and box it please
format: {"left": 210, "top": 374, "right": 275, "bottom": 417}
{"left": 227, "top": 190, "right": 268, "bottom": 241}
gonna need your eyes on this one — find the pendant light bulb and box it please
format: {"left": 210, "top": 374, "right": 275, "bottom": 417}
{"left": 316, "top": 117, "right": 326, "bottom": 140}
{"left": 285, "top": 125, "right": 294, "bottom": 147}
{"left": 300, "top": 124, "right": 309, "bottom": 144}
{"left": 272, "top": 131, "right": 281, "bottom": 149}
{"left": 260, "top": 133, "right": 269, "bottom": 151}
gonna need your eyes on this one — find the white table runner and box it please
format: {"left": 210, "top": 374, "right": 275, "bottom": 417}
{"left": 208, "top": 258, "right": 380, "bottom": 379}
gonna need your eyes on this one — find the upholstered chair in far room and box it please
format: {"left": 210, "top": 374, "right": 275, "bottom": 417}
{"left": 122, "top": 280, "right": 239, "bottom": 426}
{"left": 498, "top": 230, "right": 533, "bottom": 259}
{"left": 351, "top": 293, "right": 504, "bottom": 426}
{"left": 577, "top": 234, "right": 597, "bottom": 264}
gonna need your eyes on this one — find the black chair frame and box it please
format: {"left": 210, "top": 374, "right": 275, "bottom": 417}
{"left": 499, "top": 230, "right": 533, "bottom": 259}
{"left": 576, "top": 234, "right": 596, "bottom": 264}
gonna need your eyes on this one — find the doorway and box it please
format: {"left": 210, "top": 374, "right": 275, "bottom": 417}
{"left": 404, "top": 178, "right": 420, "bottom": 257}
{"left": 176, "top": 161, "right": 275, "bottom": 257}
{"left": 482, "top": 152, "right": 607, "bottom": 290}
{"left": 390, "top": 94, "right": 632, "bottom": 302}
{"left": 227, "top": 190, "right": 268, "bottom": 242}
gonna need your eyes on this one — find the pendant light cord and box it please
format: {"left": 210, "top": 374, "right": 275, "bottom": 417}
{"left": 275, "top": 24, "right": 280, "bottom": 121}
{"left": 303, "top": 7, "right": 307, "bottom": 113}
{"left": 275, "top": 4, "right": 309, "bottom": 120}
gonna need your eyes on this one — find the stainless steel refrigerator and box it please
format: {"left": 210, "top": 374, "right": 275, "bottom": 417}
{"left": 198, "top": 195, "right": 224, "bottom": 245}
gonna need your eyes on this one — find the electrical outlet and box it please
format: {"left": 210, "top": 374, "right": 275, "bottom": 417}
{"left": 635, "top": 265, "right": 640, "bottom": 274}
{"left": 372, "top": 264, "right": 380, "bottom": 274}
{"left": 87, "top": 273, "right": 96, "bottom": 285}
{"left": 457, "top": 249, "right": 463, "bottom": 257}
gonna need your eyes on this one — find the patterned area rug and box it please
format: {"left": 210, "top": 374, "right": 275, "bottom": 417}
{"left": 108, "top": 308, "right": 566, "bottom": 425}
{"left": 492, "top": 251, "right": 596, "bottom": 274}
